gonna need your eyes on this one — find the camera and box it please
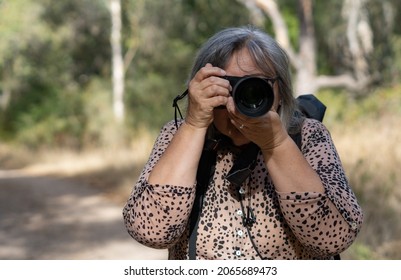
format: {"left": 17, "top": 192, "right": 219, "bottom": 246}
{"left": 225, "top": 76, "right": 275, "bottom": 117}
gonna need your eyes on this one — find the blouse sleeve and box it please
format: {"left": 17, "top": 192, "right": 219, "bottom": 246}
{"left": 122, "top": 120, "right": 196, "bottom": 249}
{"left": 277, "top": 119, "right": 363, "bottom": 257}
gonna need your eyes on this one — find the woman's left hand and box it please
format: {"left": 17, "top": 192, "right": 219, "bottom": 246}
{"left": 226, "top": 97, "right": 289, "bottom": 152}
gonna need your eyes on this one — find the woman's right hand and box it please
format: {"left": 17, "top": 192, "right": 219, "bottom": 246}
{"left": 185, "top": 63, "right": 231, "bottom": 129}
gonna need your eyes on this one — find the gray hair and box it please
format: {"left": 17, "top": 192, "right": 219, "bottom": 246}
{"left": 188, "top": 25, "right": 303, "bottom": 135}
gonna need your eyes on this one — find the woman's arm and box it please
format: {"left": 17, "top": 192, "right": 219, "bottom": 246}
{"left": 149, "top": 64, "right": 230, "bottom": 186}
{"left": 148, "top": 122, "right": 207, "bottom": 186}
{"left": 124, "top": 64, "right": 231, "bottom": 248}
{"left": 262, "top": 134, "right": 325, "bottom": 193}
{"left": 123, "top": 121, "right": 199, "bottom": 248}
{"left": 275, "top": 119, "right": 363, "bottom": 256}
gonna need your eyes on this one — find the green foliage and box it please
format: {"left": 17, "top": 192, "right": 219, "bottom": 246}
{"left": 14, "top": 90, "right": 85, "bottom": 149}
{"left": 182, "top": 0, "right": 251, "bottom": 45}
{"left": 345, "top": 242, "right": 376, "bottom": 260}
{"left": 0, "top": 0, "right": 111, "bottom": 148}
{"left": 366, "top": 0, "right": 401, "bottom": 84}
{"left": 81, "top": 78, "right": 129, "bottom": 148}
{"left": 316, "top": 84, "right": 401, "bottom": 127}
{"left": 39, "top": 0, "right": 111, "bottom": 82}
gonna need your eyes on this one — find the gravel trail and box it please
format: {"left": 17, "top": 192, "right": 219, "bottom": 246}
{"left": 0, "top": 169, "right": 168, "bottom": 260}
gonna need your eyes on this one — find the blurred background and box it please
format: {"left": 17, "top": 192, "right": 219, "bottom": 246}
{"left": 0, "top": 0, "right": 400, "bottom": 260}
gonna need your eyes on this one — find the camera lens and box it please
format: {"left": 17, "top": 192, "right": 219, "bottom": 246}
{"left": 232, "top": 77, "right": 274, "bottom": 117}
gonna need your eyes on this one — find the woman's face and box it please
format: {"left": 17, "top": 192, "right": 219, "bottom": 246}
{"left": 213, "top": 48, "right": 281, "bottom": 147}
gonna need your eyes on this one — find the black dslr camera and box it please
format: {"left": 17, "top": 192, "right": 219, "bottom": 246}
{"left": 224, "top": 76, "right": 276, "bottom": 117}
{"left": 172, "top": 75, "right": 277, "bottom": 128}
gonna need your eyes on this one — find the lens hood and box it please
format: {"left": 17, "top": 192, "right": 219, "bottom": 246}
{"left": 230, "top": 76, "right": 274, "bottom": 117}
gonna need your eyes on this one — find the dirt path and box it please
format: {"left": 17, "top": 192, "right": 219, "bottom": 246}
{"left": 0, "top": 169, "right": 168, "bottom": 260}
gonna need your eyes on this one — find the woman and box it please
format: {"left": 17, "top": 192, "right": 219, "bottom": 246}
{"left": 123, "top": 26, "right": 363, "bottom": 259}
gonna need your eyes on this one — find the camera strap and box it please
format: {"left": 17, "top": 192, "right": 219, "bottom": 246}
{"left": 225, "top": 142, "right": 259, "bottom": 186}
{"left": 172, "top": 89, "right": 188, "bottom": 129}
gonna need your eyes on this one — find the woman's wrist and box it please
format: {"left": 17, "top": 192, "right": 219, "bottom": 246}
{"left": 260, "top": 133, "right": 291, "bottom": 155}
{"left": 182, "top": 119, "right": 209, "bottom": 133}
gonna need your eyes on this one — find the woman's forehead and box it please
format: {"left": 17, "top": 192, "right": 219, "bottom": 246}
{"left": 225, "top": 49, "right": 263, "bottom": 76}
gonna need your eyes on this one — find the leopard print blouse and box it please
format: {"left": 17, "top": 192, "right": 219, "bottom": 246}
{"left": 123, "top": 118, "right": 363, "bottom": 259}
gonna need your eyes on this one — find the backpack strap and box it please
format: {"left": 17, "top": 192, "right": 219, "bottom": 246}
{"left": 291, "top": 131, "right": 303, "bottom": 150}
{"left": 188, "top": 139, "right": 219, "bottom": 260}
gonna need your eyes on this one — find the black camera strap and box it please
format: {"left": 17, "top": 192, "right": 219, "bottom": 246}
{"left": 172, "top": 89, "right": 188, "bottom": 129}
{"left": 225, "top": 142, "right": 259, "bottom": 186}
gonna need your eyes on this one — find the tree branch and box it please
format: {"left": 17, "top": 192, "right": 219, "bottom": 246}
{"left": 316, "top": 73, "right": 370, "bottom": 92}
{"left": 250, "top": 0, "right": 300, "bottom": 68}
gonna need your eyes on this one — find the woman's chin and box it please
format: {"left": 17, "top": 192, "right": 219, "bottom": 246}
{"left": 230, "top": 132, "right": 251, "bottom": 147}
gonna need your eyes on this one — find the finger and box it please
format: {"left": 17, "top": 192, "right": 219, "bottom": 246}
{"left": 194, "top": 64, "right": 227, "bottom": 82}
{"left": 228, "top": 109, "right": 247, "bottom": 130}
{"left": 202, "top": 77, "right": 231, "bottom": 96}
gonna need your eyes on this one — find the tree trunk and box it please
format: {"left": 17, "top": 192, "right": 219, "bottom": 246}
{"left": 342, "top": 0, "right": 372, "bottom": 93}
{"left": 0, "top": 88, "right": 11, "bottom": 110}
{"left": 242, "top": 0, "right": 373, "bottom": 96}
{"left": 110, "top": 0, "right": 125, "bottom": 123}
{"left": 248, "top": 0, "right": 318, "bottom": 95}
{"left": 294, "top": 0, "right": 317, "bottom": 95}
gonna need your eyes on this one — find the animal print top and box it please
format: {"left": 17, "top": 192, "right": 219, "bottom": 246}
{"left": 123, "top": 118, "right": 363, "bottom": 259}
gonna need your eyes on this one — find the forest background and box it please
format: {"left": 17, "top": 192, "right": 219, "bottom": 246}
{"left": 1, "top": 0, "right": 400, "bottom": 259}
